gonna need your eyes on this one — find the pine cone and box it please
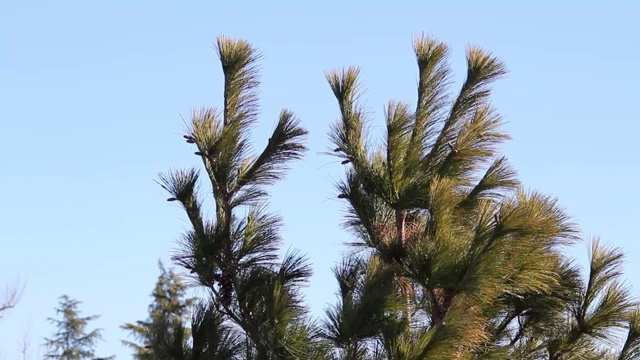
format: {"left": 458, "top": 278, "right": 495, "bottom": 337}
{"left": 219, "top": 269, "right": 234, "bottom": 307}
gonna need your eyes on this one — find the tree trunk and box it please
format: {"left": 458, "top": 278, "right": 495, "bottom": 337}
{"left": 395, "top": 208, "right": 406, "bottom": 247}
{"left": 429, "top": 287, "right": 456, "bottom": 327}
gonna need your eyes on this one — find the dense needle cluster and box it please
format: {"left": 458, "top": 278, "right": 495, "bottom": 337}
{"left": 143, "top": 35, "right": 640, "bottom": 359}
{"left": 157, "top": 36, "right": 324, "bottom": 359}
{"left": 321, "top": 35, "right": 640, "bottom": 359}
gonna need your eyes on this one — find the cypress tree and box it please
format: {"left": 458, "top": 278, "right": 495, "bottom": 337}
{"left": 122, "top": 261, "right": 195, "bottom": 359}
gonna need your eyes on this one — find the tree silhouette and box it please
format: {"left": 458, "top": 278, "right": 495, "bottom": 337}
{"left": 122, "top": 261, "right": 195, "bottom": 359}
{"left": 44, "top": 295, "right": 113, "bottom": 360}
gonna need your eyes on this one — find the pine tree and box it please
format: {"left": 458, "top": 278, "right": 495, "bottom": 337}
{"left": 155, "top": 34, "right": 639, "bottom": 359}
{"left": 121, "top": 261, "right": 195, "bottom": 359}
{"left": 500, "top": 239, "right": 640, "bottom": 360}
{"left": 44, "top": 295, "right": 113, "bottom": 360}
{"left": 158, "top": 35, "right": 327, "bottom": 359}
{"left": 321, "top": 34, "right": 640, "bottom": 359}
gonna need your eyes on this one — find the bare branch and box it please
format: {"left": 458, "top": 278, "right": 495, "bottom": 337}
{"left": 19, "top": 325, "right": 32, "bottom": 360}
{"left": 0, "top": 276, "right": 25, "bottom": 320}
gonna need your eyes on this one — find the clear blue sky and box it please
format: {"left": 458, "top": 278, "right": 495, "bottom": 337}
{"left": 1, "top": 1, "right": 638, "bottom": 358}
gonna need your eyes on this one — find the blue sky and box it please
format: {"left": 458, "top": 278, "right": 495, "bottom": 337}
{"left": 1, "top": 1, "right": 639, "bottom": 358}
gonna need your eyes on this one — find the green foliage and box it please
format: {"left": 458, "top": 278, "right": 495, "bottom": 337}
{"left": 152, "top": 34, "right": 638, "bottom": 359}
{"left": 121, "top": 261, "right": 195, "bottom": 359}
{"left": 44, "top": 295, "right": 113, "bottom": 360}
{"left": 158, "top": 35, "right": 320, "bottom": 359}
{"left": 324, "top": 34, "right": 638, "bottom": 359}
